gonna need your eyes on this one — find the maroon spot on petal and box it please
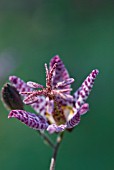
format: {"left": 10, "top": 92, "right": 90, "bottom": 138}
{"left": 83, "top": 88, "right": 87, "bottom": 92}
{"left": 92, "top": 72, "right": 96, "bottom": 78}
{"left": 12, "top": 78, "right": 17, "bottom": 84}
{"left": 85, "top": 80, "right": 88, "bottom": 86}
{"left": 39, "top": 107, "right": 44, "bottom": 113}
{"left": 57, "top": 67, "right": 62, "bottom": 71}
{"left": 21, "top": 87, "right": 25, "bottom": 92}
{"left": 29, "top": 120, "right": 32, "bottom": 126}
{"left": 77, "top": 101, "right": 81, "bottom": 107}
{"left": 25, "top": 120, "right": 28, "bottom": 125}
{"left": 9, "top": 112, "right": 14, "bottom": 117}
{"left": 18, "top": 83, "right": 22, "bottom": 89}
{"left": 45, "top": 102, "right": 48, "bottom": 106}
{"left": 88, "top": 77, "right": 90, "bottom": 82}
{"left": 80, "top": 92, "right": 85, "bottom": 98}
{"left": 39, "top": 116, "right": 46, "bottom": 123}
{"left": 19, "top": 111, "right": 23, "bottom": 115}
{"left": 88, "top": 86, "right": 91, "bottom": 90}
{"left": 40, "top": 124, "right": 43, "bottom": 129}
{"left": 36, "top": 123, "right": 39, "bottom": 129}
{"left": 18, "top": 115, "right": 21, "bottom": 120}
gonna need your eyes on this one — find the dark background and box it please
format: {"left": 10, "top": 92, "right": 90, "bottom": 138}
{"left": 0, "top": 0, "right": 114, "bottom": 170}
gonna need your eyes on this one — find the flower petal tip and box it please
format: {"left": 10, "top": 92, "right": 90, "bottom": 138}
{"left": 53, "top": 55, "right": 60, "bottom": 60}
{"left": 9, "top": 76, "right": 17, "bottom": 82}
{"left": 8, "top": 110, "right": 16, "bottom": 119}
{"left": 92, "top": 69, "right": 99, "bottom": 76}
{"left": 50, "top": 55, "right": 61, "bottom": 65}
{"left": 79, "top": 103, "right": 89, "bottom": 115}
{"left": 95, "top": 69, "right": 99, "bottom": 73}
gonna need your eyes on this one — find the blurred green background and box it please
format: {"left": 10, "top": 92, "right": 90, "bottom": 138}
{"left": 0, "top": 0, "right": 114, "bottom": 170}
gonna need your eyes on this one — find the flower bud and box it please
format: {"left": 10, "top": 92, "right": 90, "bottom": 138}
{"left": 1, "top": 83, "right": 24, "bottom": 110}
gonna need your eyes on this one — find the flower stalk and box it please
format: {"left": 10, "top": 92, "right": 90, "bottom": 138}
{"left": 37, "top": 130, "right": 55, "bottom": 148}
{"left": 50, "top": 132, "right": 64, "bottom": 170}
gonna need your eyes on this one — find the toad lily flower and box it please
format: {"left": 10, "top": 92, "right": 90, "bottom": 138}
{"left": 8, "top": 55, "right": 99, "bottom": 134}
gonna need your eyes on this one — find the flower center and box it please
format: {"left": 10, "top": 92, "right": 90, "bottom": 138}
{"left": 52, "top": 102, "right": 66, "bottom": 125}
{"left": 46, "top": 102, "right": 74, "bottom": 126}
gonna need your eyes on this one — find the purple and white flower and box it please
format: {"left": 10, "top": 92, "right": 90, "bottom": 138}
{"left": 8, "top": 55, "right": 99, "bottom": 133}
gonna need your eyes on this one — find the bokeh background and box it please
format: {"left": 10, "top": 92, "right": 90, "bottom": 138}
{"left": 0, "top": 0, "right": 114, "bottom": 170}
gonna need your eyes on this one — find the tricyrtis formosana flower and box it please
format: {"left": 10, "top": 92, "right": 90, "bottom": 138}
{"left": 8, "top": 55, "right": 99, "bottom": 134}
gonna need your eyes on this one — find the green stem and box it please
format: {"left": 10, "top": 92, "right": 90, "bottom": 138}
{"left": 37, "top": 130, "right": 55, "bottom": 148}
{"left": 50, "top": 132, "right": 64, "bottom": 170}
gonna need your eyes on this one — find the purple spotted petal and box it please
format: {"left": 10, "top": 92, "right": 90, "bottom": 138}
{"left": 8, "top": 110, "right": 49, "bottom": 130}
{"left": 47, "top": 124, "right": 67, "bottom": 134}
{"left": 74, "top": 69, "right": 99, "bottom": 110}
{"left": 46, "top": 98, "right": 54, "bottom": 114}
{"left": 78, "top": 103, "right": 89, "bottom": 115}
{"left": 31, "top": 96, "right": 47, "bottom": 116}
{"left": 66, "top": 111, "right": 80, "bottom": 129}
{"left": 9, "top": 76, "right": 47, "bottom": 115}
{"left": 9, "top": 76, "right": 32, "bottom": 94}
{"left": 49, "top": 55, "right": 70, "bottom": 90}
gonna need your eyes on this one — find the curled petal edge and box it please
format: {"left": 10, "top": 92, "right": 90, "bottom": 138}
{"left": 47, "top": 124, "right": 67, "bottom": 134}
{"left": 66, "top": 112, "right": 80, "bottom": 129}
{"left": 66, "top": 103, "right": 89, "bottom": 129}
{"left": 79, "top": 103, "right": 89, "bottom": 115}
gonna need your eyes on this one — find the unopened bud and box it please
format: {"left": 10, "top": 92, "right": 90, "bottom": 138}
{"left": 1, "top": 83, "right": 24, "bottom": 110}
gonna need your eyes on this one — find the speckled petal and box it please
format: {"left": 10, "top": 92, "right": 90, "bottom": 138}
{"left": 49, "top": 55, "right": 70, "bottom": 90}
{"left": 9, "top": 76, "right": 46, "bottom": 115}
{"left": 74, "top": 69, "right": 99, "bottom": 110}
{"left": 46, "top": 98, "right": 54, "bottom": 114}
{"left": 32, "top": 96, "right": 47, "bottom": 116}
{"left": 8, "top": 110, "right": 49, "bottom": 130}
{"left": 66, "top": 111, "right": 80, "bottom": 129}
{"left": 9, "top": 76, "right": 32, "bottom": 94}
{"left": 47, "top": 124, "right": 67, "bottom": 134}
